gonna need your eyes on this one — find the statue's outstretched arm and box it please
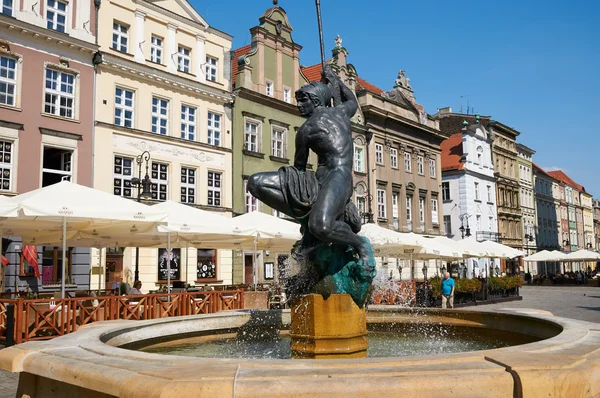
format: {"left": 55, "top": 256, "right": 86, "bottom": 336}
{"left": 321, "top": 64, "right": 358, "bottom": 118}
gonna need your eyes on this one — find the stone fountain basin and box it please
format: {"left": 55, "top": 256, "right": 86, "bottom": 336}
{"left": 1, "top": 308, "right": 600, "bottom": 398}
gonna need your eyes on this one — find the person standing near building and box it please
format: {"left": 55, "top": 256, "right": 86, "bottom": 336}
{"left": 441, "top": 272, "right": 455, "bottom": 309}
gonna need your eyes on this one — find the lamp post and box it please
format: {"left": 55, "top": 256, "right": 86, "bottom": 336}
{"left": 459, "top": 213, "right": 471, "bottom": 239}
{"left": 495, "top": 265, "right": 500, "bottom": 277}
{"left": 524, "top": 226, "right": 534, "bottom": 273}
{"left": 130, "top": 151, "right": 152, "bottom": 282}
{"left": 441, "top": 264, "right": 446, "bottom": 275}
{"left": 396, "top": 259, "right": 402, "bottom": 282}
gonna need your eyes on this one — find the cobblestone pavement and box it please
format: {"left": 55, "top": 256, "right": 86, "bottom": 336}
{"left": 462, "top": 285, "right": 600, "bottom": 323}
{"left": 0, "top": 285, "right": 599, "bottom": 396}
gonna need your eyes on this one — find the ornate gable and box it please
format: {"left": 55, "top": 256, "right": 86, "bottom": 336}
{"left": 139, "top": 0, "right": 209, "bottom": 28}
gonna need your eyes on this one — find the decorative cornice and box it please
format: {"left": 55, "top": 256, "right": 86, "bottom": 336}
{"left": 39, "top": 127, "right": 82, "bottom": 141}
{"left": 101, "top": 55, "right": 232, "bottom": 103}
{"left": 0, "top": 14, "right": 98, "bottom": 54}
{"left": 98, "top": 121, "right": 232, "bottom": 154}
{"left": 0, "top": 120, "right": 24, "bottom": 130}
{"left": 242, "top": 111, "right": 265, "bottom": 122}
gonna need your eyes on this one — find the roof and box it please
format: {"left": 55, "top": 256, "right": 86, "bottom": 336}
{"left": 300, "top": 63, "right": 384, "bottom": 95}
{"left": 532, "top": 163, "right": 559, "bottom": 182}
{"left": 440, "top": 133, "right": 464, "bottom": 172}
{"left": 547, "top": 170, "right": 585, "bottom": 192}
{"left": 231, "top": 44, "right": 252, "bottom": 88}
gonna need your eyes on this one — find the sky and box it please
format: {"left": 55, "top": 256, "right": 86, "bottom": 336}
{"left": 192, "top": 0, "right": 600, "bottom": 196}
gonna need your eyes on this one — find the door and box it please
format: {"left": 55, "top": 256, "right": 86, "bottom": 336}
{"left": 244, "top": 254, "right": 253, "bottom": 286}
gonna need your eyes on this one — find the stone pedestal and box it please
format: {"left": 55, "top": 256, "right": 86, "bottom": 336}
{"left": 290, "top": 293, "right": 368, "bottom": 359}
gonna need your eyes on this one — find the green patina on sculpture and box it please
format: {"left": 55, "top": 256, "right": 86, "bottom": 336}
{"left": 248, "top": 65, "right": 376, "bottom": 307}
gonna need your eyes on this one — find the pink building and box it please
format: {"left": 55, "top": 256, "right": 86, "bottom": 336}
{"left": 0, "top": 1, "right": 98, "bottom": 293}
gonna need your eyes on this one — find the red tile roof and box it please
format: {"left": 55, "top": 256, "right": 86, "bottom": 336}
{"left": 231, "top": 44, "right": 252, "bottom": 88}
{"left": 547, "top": 169, "right": 585, "bottom": 192}
{"left": 440, "top": 133, "right": 464, "bottom": 172}
{"left": 301, "top": 63, "right": 321, "bottom": 82}
{"left": 300, "top": 63, "right": 384, "bottom": 95}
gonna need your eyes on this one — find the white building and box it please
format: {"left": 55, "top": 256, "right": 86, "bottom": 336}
{"left": 517, "top": 144, "right": 536, "bottom": 257}
{"left": 441, "top": 118, "right": 498, "bottom": 278}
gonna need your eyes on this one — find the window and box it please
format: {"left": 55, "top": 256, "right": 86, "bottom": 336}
{"left": 0, "top": 56, "right": 16, "bottom": 106}
{"left": 390, "top": 148, "right": 398, "bottom": 169}
{"left": 474, "top": 182, "right": 480, "bottom": 201}
{"left": 180, "top": 167, "right": 195, "bottom": 204}
{"left": 477, "top": 153, "right": 482, "bottom": 165}
{"left": 406, "top": 195, "right": 412, "bottom": 230}
{"left": 431, "top": 198, "right": 438, "bottom": 224}
{"left": 429, "top": 159, "right": 436, "bottom": 177}
{"left": 245, "top": 179, "right": 258, "bottom": 213}
{"left": 266, "top": 81, "right": 274, "bottom": 97}
{"left": 207, "top": 112, "right": 221, "bottom": 146}
{"left": 114, "top": 87, "right": 134, "bottom": 127}
{"left": 150, "top": 162, "right": 168, "bottom": 201}
{"left": 377, "top": 189, "right": 386, "bottom": 219}
{"left": 442, "top": 182, "right": 450, "bottom": 201}
{"left": 356, "top": 196, "right": 366, "bottom": 223}
{"left": 489, "top": 216, "right": 494, "bottom": 231}
{"left": 112, "top": 22, "right": 128, "bottom": 52}
{"left": 476, "top": 215, "right": 481, "bottom": 232}
{"left": 177, "top": 46, "right": 191, "bottom": 73}
{"left": 419, "top": 197, "right": 425, "bottom": 231}
{"left": 42, "top": 147, "right": 72, "bottom": 187}
{"left": 207, "top": 171, "right": 221, "bottom": 207}
{"left": 245, "top": 120, "right": 259, "bottom": 152}
{"left": 41, "top": 247, "right": 72, "bottom": 285}
{"left": 392, "top": 193, "right": 399, "bottom": 230}
{"left": 197, "top": 249, "right": 217, "bottom": 280}
{"left": 443, "top": 215, "right": 452, "bottom": 236}
{"left": 271, "top": 127, "right": 286, "bottom": 158}
{"left": 113, "top": 156, "right": 133, "bottom": 198}
{"left": 151, "top": 97, "right": 168, "bottom": 135}
{"left": 375, "top": 144, "right": 383, "bottom": 165}
{"left": 487, "top": 185, "right": 492, "bottom": 202}
{"left": 44, "top": 69, "right": 75, "bottom": 118}
{"left": 150, "top": 36, "right": 163, "bottom": 64}
{"left": 284, "top": 88, "right": 291, "bottom": 103}
{"left": 404, "top": 152, "right": 411, "bottom": 172}
{"left": 46, "top": 0, "right": 67, "bottom": 33}
{"left": 205, "top": 56, "right": 218, "bottom": 82}
{"left": 417, "top": 156, "right": 424, "bottom": 175}
{"left": 180, "top": 105, "right": 196, "bottom": 140}
{"left": 354, "top": 145, "right": 364, "bottom": 173}
{"left": 1, "top": 0, "right": 13, "bottom": 15}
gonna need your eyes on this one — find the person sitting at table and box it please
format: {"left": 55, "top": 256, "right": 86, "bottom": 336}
{"left": 128, "top": 281, "right": 143, "bottom": 295}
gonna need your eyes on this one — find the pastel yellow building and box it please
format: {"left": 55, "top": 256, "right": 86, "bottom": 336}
{"left": 92, "top": 0, "right": 234, "bottom": 292}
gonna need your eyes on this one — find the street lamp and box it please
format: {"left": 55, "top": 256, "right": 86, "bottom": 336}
{"left": 130, "top": 150, "right": 152, "bottom": 281}
{"left": 441, "top": 264, "right": 446, "bottom": 275}
{"left": 396, "top": 260, "right": 402, "bottom": 281}
{"left": 495, "top": 265, "right": 500, "bottom": 277}
{"left": 459, "top": 213, "right": 471, "bottom": 239}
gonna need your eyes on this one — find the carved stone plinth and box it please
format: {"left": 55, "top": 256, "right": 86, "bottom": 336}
{"left": 290, "top": 293, "right": 368, "bottom": 359}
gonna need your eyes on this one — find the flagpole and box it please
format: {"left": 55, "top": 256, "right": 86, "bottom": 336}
{"left": 315, "top": 0, "right": 326, "bottom": 67}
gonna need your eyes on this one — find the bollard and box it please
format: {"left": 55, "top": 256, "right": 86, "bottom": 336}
{"left": 5, "top": 303, "right": 15, "bottom": 346}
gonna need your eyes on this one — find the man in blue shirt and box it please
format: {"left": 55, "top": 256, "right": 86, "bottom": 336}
{"left": 441, "top": 272, "right": 455, "bottom": 309}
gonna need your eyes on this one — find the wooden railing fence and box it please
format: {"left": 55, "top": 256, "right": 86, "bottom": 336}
{"left": 0, "top": 289, "right": 243, "bottom": 344}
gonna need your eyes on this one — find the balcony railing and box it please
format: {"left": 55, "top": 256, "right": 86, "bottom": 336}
{"left": 476, "top": 231, "right": 500, "bottom": 242}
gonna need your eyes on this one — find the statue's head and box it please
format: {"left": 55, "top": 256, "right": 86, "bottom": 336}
{"left": 295, "top": 82, "right": 331, "bottom": 116}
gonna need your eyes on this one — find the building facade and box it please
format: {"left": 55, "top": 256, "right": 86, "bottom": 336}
{"left": 532, "top": 164, "right": 561, "bottom": 275}
{"left": 488, "top": 121, "right": 523, "bottom": 274}
{"left": 440, "top": 116, "right": 498, "bottom": 278}
{"left": 593, "top": 199, "right": 600, "bottom": 251}
{"left": 230, "top": 6, "right": 315, "bottom": 286}
{"left": 0, "top": 0, "right": 98, "bottom": 293}
{"left": 517, "top": 144, "right": 536, "bottom": 257}
{"left": 93, "top": 0, "right": 234, "bottom": 292}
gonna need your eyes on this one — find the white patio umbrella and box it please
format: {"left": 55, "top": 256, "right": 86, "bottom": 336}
{"left": 478, "top": 240, "right": 525, "bottom": 259}
{"left": 229, "top": 211, "right": 302, "bottom": 289}
{"left": 2, "top": 181, "right": 168, "bottom": 298}
{"left": 358, "top": 223, "right": 422, "bottom": 256}
{"left": 523, "top": 250, "right": 552, "bottom": 262}
{"left": 564, "top": 250, "right": 600, "bottom": 261}
{"left": 452, "top": 237, "right": 489, "bottom": 258}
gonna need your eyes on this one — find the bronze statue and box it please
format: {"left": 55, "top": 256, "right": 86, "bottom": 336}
{"left": 248, "top": 65, "right": 375, "bottom": 307}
